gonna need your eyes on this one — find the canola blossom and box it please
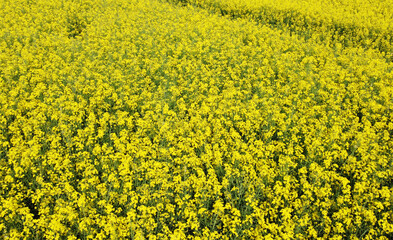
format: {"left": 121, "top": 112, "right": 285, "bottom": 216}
{"left": 1, "top": 0, "right": 393, "bottom": 239}
{"left": 172, "top": 0, "right": 393, "bottom": 60}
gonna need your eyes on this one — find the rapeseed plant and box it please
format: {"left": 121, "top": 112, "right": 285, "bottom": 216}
{"left": 0, "top": 0, "right": 392, "bottom": 239}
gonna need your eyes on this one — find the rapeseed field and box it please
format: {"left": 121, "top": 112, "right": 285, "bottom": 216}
{"left": 1, "top": 0, "right": 392, "bottom": 239}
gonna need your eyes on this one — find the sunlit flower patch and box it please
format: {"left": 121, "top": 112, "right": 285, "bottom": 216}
{"left": 1, "top": 0, "right": 392, "bottom": 239}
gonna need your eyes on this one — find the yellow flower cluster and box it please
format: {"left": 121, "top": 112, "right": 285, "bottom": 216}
{"left": 1, "top": 0, "right": 392, "bottom": 239}
{"left": 173, "top": 0, "right": 393, "bottom": 60}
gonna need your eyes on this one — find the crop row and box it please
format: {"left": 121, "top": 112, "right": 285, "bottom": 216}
{"left": 168, "top": 0, "right": 393, "bottom": 60}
